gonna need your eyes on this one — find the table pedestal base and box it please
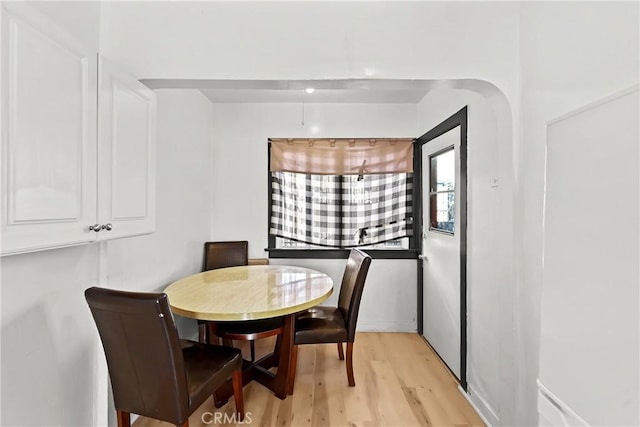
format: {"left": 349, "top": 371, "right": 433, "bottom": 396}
{"left": 214, "top": 314, "right": 295, "bottom": 405}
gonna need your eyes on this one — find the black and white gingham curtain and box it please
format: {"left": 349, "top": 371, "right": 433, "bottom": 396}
{"left": 270, "top": 172, "right": 413, "bottom": 247}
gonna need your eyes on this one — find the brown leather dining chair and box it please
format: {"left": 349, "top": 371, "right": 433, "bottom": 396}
{"left": 288, "top": 248, "right": 372, "bottom": 393}
{"left": 199, "top": 241, "right": 249, "bottom": 343}
{"left": 202, "top": 241, "right": 283, "bottom": 362}
{"left": 85, "top": 287, "right": 244, "bottom": 427}
{"left": 203, "top": 240, "right": 249, "bottom": 271}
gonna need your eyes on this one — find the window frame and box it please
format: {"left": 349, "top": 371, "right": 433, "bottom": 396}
{"left": 266, "top": 140, "right": 418, "bottom": 260}
{"left": 428, "top": 146, "right": 456, "bottom": 235}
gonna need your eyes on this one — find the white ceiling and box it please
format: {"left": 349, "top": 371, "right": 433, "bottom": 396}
{"left": 141, "top": 79, "right": 446, "bottom": 104}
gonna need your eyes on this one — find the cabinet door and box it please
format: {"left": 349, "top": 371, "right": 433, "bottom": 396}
{"left": 1, "top": 4, "right": 98, "bottom": 255}
{"left": 97, "top": 57, "right": 156, "bottom": 240}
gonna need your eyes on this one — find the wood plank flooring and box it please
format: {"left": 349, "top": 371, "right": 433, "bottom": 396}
{"left": 134, "top": 332, "right": 484, "bottom": 427}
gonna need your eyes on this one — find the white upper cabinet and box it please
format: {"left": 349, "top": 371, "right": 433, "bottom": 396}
{"left": 1, "top": 4, "right": 156, "bottom": 255}
{"left": 1, "top": 4, "right": 98, "bottom": 254}
{"left": 97, "top": 57, "right": 156, "bottom": 240}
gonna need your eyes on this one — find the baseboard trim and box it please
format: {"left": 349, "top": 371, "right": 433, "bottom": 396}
{"left": 458, "top": 384, "right": 498, "bottom": 427}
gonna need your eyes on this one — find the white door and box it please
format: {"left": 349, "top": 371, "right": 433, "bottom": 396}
{"left": 421, "top": 125, "right": 462, "bottom": 379}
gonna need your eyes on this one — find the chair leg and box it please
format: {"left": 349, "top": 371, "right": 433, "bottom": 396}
{"left": 337, "top": 342, "right": 344, "bottom": 360}
{"left": 288, "top": 344, "right": 299, "bottom": 395}
{"left": 232, "top": 369, "right": 245, "bottom": 421}
{"left": 346, "top": 342, "right": 355, "bottom": 386}
{"left": 198, "top": 322, "right": 207, "bottom": 343}
{"left": 207, "top": 323, "right": 219, "bottom": 345}
{"left": 250, "top": 340, "right": 256, "bottom": 362}
{"left": 116, "top": 411, "right": 130, "bottom": 427}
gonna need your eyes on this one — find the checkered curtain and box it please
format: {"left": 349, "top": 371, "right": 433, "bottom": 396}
{"left": 270, "top": 172, "right": 413, "bottom": 247}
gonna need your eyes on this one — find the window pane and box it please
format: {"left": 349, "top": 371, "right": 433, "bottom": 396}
{"left": 270, "top": 171, "right": 413, "bottom": 248}
{"left": 429, "top": 148, "right": 455, "bottom": 233}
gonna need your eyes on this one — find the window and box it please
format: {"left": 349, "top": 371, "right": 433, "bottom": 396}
{"left": 268, "top": 138, "right": 414, "bottom": 251}
{"left": 429, "top": 147, "right": 455, "bottom": 233}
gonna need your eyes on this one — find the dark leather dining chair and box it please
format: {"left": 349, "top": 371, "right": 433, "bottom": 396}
{"left": 288, "top": 248, "right": 371, "bottom": 393}
{"left": 202, "top": 241, "right": 283, "bottom": 362}
{"left": 85, "top": 287, "right": 244, "bottom": 427}
{"left": 199, "top": 241, "right": 249, "bottom": 343}
{"left": 203, "top": 240, "right": 249, "bottom": 271}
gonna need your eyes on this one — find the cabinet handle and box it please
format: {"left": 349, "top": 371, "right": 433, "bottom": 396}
{"left": 101, "top": 223, "right": 113, "bottom": 231}
{"left": 89, "top": 224, "right": 101, "bottom": 233}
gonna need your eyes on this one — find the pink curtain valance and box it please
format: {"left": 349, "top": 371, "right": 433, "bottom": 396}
{"left": 269, "top": 138, "right": 414, "bottom": 175}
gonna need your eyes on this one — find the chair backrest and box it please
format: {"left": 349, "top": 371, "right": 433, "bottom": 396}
{"left": 337, "top": 249, "right": 372, "bottom": 341}
{"left": 204, "top": 241, "right": 248, "bottom": 271}
{"left": 85, "top": 287, "right": 189, "bottom": 425}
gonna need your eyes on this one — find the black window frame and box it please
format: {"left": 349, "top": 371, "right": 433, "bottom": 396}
{"left": 266, "top": 140, "right": 419, "bottom": 260}
{"left": 428, "top": 146, "right": 456, "bottom": 235}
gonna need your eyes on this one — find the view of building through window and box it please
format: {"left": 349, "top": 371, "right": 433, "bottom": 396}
{"left": 429, "top": 148, "right": 455, "bottom": 233}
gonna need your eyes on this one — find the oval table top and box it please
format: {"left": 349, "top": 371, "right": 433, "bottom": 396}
{"left": 164, "top": 265, "right": 334, "bottom": 321}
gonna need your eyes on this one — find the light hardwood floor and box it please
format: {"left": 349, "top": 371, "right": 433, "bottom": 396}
{"left": 134, "top": 333, "right": 484, "bottom": 427}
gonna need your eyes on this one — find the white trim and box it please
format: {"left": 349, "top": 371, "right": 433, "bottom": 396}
{"left": 469, "top": 384, "right": 500, "bottom": 426}
{"left": 458, "top": 385, "right": 494, "bottom": 427}
{"left": 0, "top": 3, "right": 4, "bottom": 421}
{"left": 93, "top": 241, "right": 109, "bottom": 427}
{"left": 537, "top": 380, "right": 590, "bottom": 427}
{"left": 547, "top": 84, "right": 639, "bottom": 126}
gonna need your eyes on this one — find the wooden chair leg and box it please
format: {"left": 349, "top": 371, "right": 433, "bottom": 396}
{"left": 207, "top": 323, "right": 220, "bottom": 345}
{"left": 346, "top": 342, "right": 355, "bottom": 386}
{"left": 337, "top": 342, "right": 344, "bottom": 360}
{"left": 288, "top": 344, "right": 299, "bottom": 395}
{"left": 116, "top": 411, "right": 130, "bottom": 427}
{"left": 232, "top": 369, "right": 245, "bottom": 421}
{"left": 198, "top": 322, "right": 207, "bottom": 343}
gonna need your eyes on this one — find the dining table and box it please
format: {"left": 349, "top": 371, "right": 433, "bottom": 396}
{"left": 164, "top": 264, "right": 334, "bottom": 403}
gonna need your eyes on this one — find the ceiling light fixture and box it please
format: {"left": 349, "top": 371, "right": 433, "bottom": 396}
{"left": 305, "top": 87, "right": 315, "bottom": 94}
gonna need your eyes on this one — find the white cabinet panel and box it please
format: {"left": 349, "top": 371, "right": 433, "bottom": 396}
{"left": 1, "top": 3, "right": 97, "bottom": 255}
{"left": 539, "top": 87, "right": 639, "bottom": 426}
{"left": 98, "top": 57, "right": 156, "bottom": 240}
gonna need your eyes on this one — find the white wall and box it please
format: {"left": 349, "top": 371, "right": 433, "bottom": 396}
{"left": 210, "top": 102, "right": 418, "bottom": 331}
{"left": 1, "top": 245, "right": 100, "bottom": 426}
{"left": 25, "top": 1, "right": 101, "bottom": 51}
{"left": 517, "top": 2, "right": 640, "bottom": 425}
{"left": 417, "top": 85, "right": 516, "bottom": 426}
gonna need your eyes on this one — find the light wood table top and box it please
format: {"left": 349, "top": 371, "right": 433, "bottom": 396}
{"left": 164, "top": 265, "right": 334, "bottom": 321}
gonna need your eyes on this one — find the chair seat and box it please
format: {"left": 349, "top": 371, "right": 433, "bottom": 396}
{"left": 215, "top": 317, "right": 284, "bottom": 339}
{"left": 294, "top": 306, "right": 348, "bottom": 345}
{"left": 181, "top": 340, "right": 243, "bottom": 410}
